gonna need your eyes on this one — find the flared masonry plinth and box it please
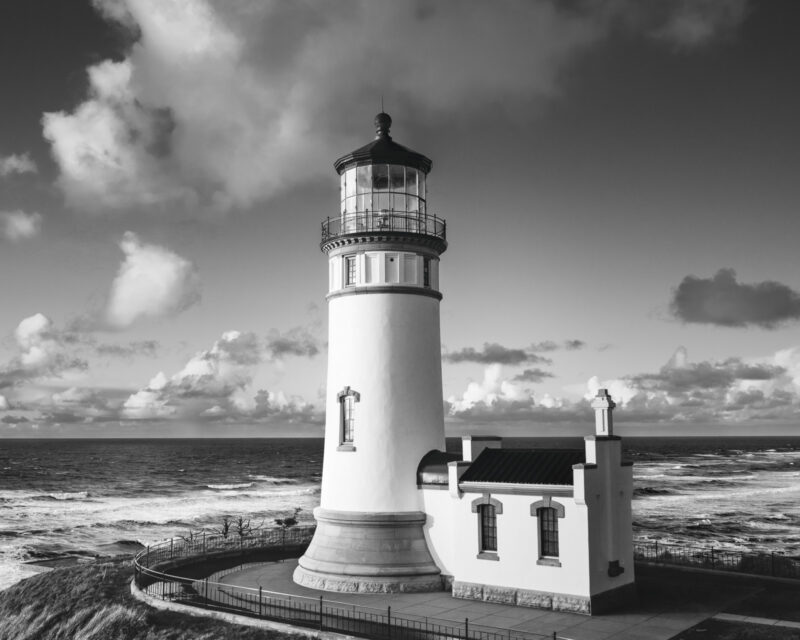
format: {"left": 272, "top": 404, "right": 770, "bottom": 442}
{"left": 293, "top": 508, "right": 443, "bottom": 593}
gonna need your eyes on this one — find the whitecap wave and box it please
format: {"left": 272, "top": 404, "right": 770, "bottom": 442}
{"left": 206, "top": 483, "right": 254, "bottom": 490}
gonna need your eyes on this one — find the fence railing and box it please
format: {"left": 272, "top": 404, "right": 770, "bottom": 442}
{"left": 321, "top": 211, "right": 447, "bottom": 243}
{"left": 634, "top": 540, "right": 800, "bottom": 580}
{"left": 134, "top": 526, "right": 559, "bottom": 640}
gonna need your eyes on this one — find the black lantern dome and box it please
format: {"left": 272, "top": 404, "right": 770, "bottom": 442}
{"left": 333, "top": 112, "right": 432, "bottom": 175}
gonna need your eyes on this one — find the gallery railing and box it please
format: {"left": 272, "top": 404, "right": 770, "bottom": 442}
{"left": 634, "top": 540, "right": 800, "bottom": 580}
{"left": 133, "top": 527, "right": 560, "bottom": 640}
{"left": 321, "top": 211, "right": 447, "bottom": 243}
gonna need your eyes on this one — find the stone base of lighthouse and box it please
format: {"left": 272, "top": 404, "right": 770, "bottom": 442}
{"left": 293, "top": 508, "right": 443, "bottom": 593}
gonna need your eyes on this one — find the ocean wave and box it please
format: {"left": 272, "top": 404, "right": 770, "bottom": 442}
{"left": 247, "top": 475, "right": 296, "bottom": 484}
{"left": 634, "top": 487, "right": 674, "bottom": 497}
{"left": 32, "top": 491, "right": 91, "bottom": 501}
{"left": 206, "top": 483, "right": 254, "bottom": 490}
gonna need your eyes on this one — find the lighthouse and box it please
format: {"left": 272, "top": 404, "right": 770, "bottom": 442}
{"left": 294, "top": 113, "right": 447, "bottom": 592}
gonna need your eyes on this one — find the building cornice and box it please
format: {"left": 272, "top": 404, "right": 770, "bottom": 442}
{"left": 459, "top": 482, "right": 573, "bottom": 497}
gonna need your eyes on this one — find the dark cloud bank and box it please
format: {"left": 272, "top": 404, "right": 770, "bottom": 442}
{"left": 670, "top": 268, "right": 800, "bottom": 328}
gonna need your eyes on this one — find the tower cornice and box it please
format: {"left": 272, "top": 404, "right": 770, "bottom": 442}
{"left": 321, "top": 232, "right": 447, "bottom": 256}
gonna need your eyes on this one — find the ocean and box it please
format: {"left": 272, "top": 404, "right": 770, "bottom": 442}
{"left": 1, "top": 436, "right": 799, "bottom": 591}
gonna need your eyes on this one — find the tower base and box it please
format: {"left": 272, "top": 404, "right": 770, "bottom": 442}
{"left": 293, "top": 508, "right": 443, "bottom": 593}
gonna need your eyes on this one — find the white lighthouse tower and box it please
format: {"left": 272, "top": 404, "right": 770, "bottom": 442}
{"left": 294, "top": 113, "right": 447, "bottom": 592}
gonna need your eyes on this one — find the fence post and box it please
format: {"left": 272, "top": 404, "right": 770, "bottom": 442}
{"left": 204, "top": 578, "right": 208, "bottom": 608}
{"left": 465, "top": 618, "right": 469, "bottom": 639}
{"left": 319, "top": 595, "right": 324, "bottom": 630}
{"left": 259, "top": 586, "right": 263, "bottom": 617}
{"left": 388, "top": 605, "right": 392, "bottom": 639}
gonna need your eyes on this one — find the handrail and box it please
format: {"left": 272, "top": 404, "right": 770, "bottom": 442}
{"left": 634, "top": 540, "right": 800, "bottom": 580}
{"left": 321, "top": 210, "right": 446, "bottom": 243}
{"left": 133, "top": 526, "right": 556, "bottom": 640}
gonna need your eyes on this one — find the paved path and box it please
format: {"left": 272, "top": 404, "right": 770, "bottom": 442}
{"left": 713, "top": 612, "right": 800, "bottom": 630}
{"left": 216, "top": 560, "right": 759, "bottom": 640}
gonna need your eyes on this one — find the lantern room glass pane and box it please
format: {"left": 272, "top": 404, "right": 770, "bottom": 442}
{"left": 393, "top": 193, "right": 406, "bottom": 211}
{"left": 372, "top": 164, "right": 389, "bottom": 191}
{"left": 356, "top": 166, "right": 371, "bottom": 194}
{"left": 375, "top": 193, "right": 390, "bottom": 211}
{"left": 340, "top": 172, "right": 346, "bottom": 202}
{"left": 406, "top": 168, "right": 418, "bottom": 196}
{"left": 345, "top": 168, "right": 356, "bottom": 198}
{"left": 419, "top": 174, "right": 426, "bottom": 201}
{"left": 407, "top": 195, "right": 419, "bottom": 212}
{"left": 390, "top": 165, "right": 405, "bottom": 191}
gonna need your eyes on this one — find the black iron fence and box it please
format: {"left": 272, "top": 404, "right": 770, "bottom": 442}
{"left": 321, "top": 211, "right": 447, "bottom": 242}
{"left": 134, "top": 527, "right": 559, "bottom": 640}
{"left": 634, "top": 540, "right": 800, "bottom": 580}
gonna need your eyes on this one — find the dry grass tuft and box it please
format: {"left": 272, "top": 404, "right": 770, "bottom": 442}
{"left": 0, "top": 560, "right": 298, "bottom": 640}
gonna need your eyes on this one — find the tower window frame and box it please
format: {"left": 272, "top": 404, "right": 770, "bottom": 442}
{"left": 344, "top": 255, "right": 357, "bottom": 286}
{"left": 337, "top": 386, "right": 360, "bottom": 451}
{"left": 423, "top": 257, "right": 431, "bottom": 288}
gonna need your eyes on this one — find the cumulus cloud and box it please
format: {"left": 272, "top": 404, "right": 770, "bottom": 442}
{"left": 123, "top": 330, "right": 321, "bottom": 423}
{"left": 1, "top": 211, "right": 43, "bottom": 241}
{"left": 105, "top": 231, "right": 201, "bottom": 328}
{"left": 8, "top": 314, "right": 87, "bottom": 377}
{"left": 443, "top": 343, "right": 552, "bottom": 366}
{"left": 587, "top": 346, "right": 800, "bottom": 423}
{"left": 446, "top": 364, "right": 588, "bottom": 423}
{"left": 41, "top": 0, "right": 748, "bottom": 215}
{"left": 670, "top": 268, "right": 800, "bottom": 328}
{"left": 0, "top": 153, "right": 37, "bottom": 177}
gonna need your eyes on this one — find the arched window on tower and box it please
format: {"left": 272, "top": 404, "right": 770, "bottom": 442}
{"left": 337, "top": 387, "right": 360, "bottom": 450}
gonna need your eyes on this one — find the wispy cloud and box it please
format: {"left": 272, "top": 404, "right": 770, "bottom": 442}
{"left": 0, "top": 153, "right": 37, "bottom": 177}
{"left": 0, "top": 211, "right": 42, "bottom": 242}
{"left": 670, "top": 268, "right": 800, "bottom": 328}
{"left": 513, "top": 368, "right": 554, "bottom": 383}
{"left": 444, "top": 343, "right": 551, "bottom": 366}
{"left": 265, "top": 327, "right": 320, "bottom": 360}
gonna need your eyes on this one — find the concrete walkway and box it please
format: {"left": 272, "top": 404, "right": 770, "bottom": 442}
{"left": 216, "top": 560, "right": 760, "bottom": 640}
{"left": 713, "top": 612, "right": 800, "bottom": 631}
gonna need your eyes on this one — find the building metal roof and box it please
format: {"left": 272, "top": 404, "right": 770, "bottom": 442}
{"left": 334, "top": 113, "right": 433, "bottom": 175}
{"left": 459, "top": 448, "right": 585, "bottom": 486}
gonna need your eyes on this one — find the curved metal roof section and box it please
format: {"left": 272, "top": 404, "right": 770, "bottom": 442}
{"left": 416, "top": 449, "right": 460, "bottom": 485}
{"left": 334, "top": 112, "right": 433, "bottom": 175}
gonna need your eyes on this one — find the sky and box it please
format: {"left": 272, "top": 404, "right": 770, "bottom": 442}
{"left": 1, "top": 0, "right": 799, "bottom": 438}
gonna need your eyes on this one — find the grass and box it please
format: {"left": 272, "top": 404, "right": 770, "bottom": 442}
{"left": 674, "top": 619, "right": 800, "bottom": 640}
{"left": 0, "top": 559, "right": 301, "bottom": 640}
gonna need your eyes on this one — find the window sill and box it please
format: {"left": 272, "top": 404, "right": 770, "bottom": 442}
{"left": 476, "top": 552, "right": 499, "bottom": 561}
{"left": 337, "top": 444, "right": 356, "bottom": 452}
{"left": 537, "top": 557, "right": 561, "bottom": 567}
